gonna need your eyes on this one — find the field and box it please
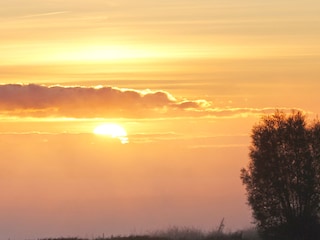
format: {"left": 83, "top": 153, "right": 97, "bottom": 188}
{"left": 37, "top": 226, "right": 261, "bottom": 240}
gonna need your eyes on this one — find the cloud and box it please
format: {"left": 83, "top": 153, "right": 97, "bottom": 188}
{"left": 0, "top": 84, "right": 299, "bottom": 119}
{"left": 19, "top": 11, "right": 70, "bottom": 19}
{"left": 0, "top": 84, "right": 209, "bottom": 118}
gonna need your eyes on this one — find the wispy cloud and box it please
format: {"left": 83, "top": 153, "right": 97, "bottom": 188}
{"left": 19, "top": 11, "right": 70, "bottom": 19}
{"left": 0, "top": 84, "right": 298, "bottom": 119}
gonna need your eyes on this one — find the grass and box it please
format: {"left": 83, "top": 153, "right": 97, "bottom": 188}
{"left": 37, "top": 226, "right": 262, "bottom": 240}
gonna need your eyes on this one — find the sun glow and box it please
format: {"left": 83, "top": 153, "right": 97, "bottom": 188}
{"left": 93, "top": 123, "right": 129, "bottom": 144}
{"left": 48, "top": 45, "right": 166, "bottom": 63}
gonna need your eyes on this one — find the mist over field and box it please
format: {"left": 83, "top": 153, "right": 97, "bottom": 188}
{"left": 0, "top": 132, "right": 252, "bottom": 239}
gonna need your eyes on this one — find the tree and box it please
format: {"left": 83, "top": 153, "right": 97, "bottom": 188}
{"left": 241, "top": 110, "right": 320, "bottom": 240}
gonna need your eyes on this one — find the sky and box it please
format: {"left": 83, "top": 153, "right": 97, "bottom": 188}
{"left": 1, "top": 0, "right": 320, "bottom": 239}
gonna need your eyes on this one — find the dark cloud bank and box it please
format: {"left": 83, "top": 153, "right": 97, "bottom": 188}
{"left": 0, "top": 84, "right": 291, "bottom": 118}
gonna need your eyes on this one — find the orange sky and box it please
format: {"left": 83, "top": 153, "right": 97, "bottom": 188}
{"left": 1, "top": 0, "right": 320, "bottom": 239}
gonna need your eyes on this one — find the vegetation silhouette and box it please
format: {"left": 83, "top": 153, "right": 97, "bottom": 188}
{"left": 36, "top": 225, "right": 252, "bottom": 240}
{"left": 241, "top": 110, "right": 320, "bottom": 240}
{"left": 37, "top": 227, "right": 246, "bottom": 240}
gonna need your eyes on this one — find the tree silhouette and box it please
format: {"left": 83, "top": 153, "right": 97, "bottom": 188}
{"left": 241, "top": 110, "right": 320, "bottom": 240}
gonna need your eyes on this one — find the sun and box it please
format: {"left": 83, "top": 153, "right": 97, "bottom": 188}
{"left": 93, "top": 123, "right": 129, "bottom": 144}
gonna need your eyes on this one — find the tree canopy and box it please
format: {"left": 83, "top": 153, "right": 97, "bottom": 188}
{"left": 241, "top": 110, "right": 320, "bottom": 240}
